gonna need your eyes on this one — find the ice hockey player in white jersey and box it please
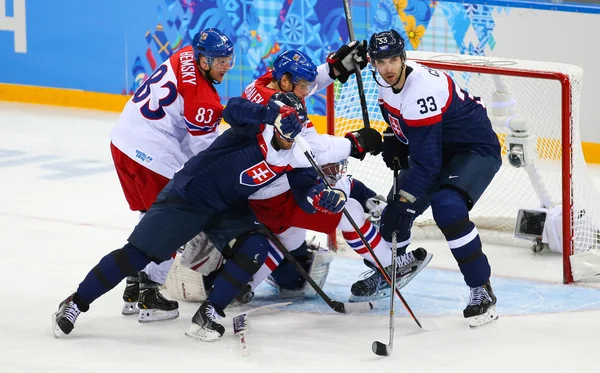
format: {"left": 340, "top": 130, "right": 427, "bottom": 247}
{"left": 109, "top": 28, "right": 235, "bottom": 322}
{"left": 367, "top": 29, "right": 501, "bottom": 327}
{"left": 236, "top": 48, "right": 431, "bottom": 301}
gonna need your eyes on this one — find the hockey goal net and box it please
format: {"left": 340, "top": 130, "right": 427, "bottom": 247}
{"left": 326, "top": 51, "right": 600, "bottom": 284}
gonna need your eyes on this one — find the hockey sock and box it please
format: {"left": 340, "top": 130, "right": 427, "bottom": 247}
{"left": 270, "top": 241, "right": 311, "bottom": 290}
{"left": 248, "top": 239, "right": 284, "bottom": 290}
{"left": 208, "top": 232, "right": 269, "bottom": 311}
{"left": 76, "top": 243, "right": 151, "bottom": 306}
{"left": 339, "top": 199, "right": 393, "bottom": 267}
{"left": 432, "top": 188, "right": 490, "bottom": 287}
{"left": 143, "top": 257, "right": 175, "bottom": 285}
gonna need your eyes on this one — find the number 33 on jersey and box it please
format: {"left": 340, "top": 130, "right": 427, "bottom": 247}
{"left": 378, "top": 60, "right": 486, "bottom": 142}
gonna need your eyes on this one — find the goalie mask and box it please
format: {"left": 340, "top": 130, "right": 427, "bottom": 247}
{"left": 321, "top": 160, "right": 348, "bottom": 185}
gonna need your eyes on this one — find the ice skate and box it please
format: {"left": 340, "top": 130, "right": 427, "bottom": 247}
{"left": 137, "top": 272, "right": 179, "bottom": 323}
{"left": 52, "top": 293, "right": 87, "bottom": 337}
{"left": 464, "top": 281, "right": 498, "bottom": 328}
{"left": 185, "top": 300, "right": 226, "bottom": 342}
{"left": 121, "top": 276, "right": 139, "bottom": 315}
{"left": 349, "top": 247, "right": 432, "bottom": 302}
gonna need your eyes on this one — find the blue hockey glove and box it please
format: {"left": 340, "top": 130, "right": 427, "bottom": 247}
{"left": 382, "top": 126, "right": 409, "bottom": 170}
{"left": 306, "top": 184, "right": 347, "bottom": 214}
{"left": 379, "top": 199, "right": 417, "bottom": 240}
{"left": 265, "top": 94, "right": 303, "bottom": 140}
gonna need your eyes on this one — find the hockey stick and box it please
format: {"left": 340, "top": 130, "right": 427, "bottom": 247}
{"left": 342, "top": 0, "right": 371, "bottom": 129}
{"left": 259, "top": 226, "right": 373, "bottom": 314}
{"left": 295, "top": 135, "right": 422, "bottom": 328}
{"left": 233, "top": 302, "right": 292, "bottom": 357}
{"left": 373, "top": 162, "right": 400, "bottom": 356}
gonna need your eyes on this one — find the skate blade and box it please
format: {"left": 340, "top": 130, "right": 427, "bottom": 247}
{"left": 51, "top": 312, "right": 66, "bottom": 338}
{"left": 396, "top": 252, "right": 433, "bottom": 290}
{"left": 138, "top": 308, "right": 179, "bottom": 323}
{"left": 348, "top": 253, "right": 433, "bottom": 303}
{"left": 185, "top": 322, "right": 222, "bottom": 342}
{"left": 121, "top": 302, "right": 138, "bottom": 316}
{"left": 468, "top": 305, "right": 499, "bottom": 328}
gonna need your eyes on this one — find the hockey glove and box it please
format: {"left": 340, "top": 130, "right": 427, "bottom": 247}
{"left": 379, "top": 200, "right": 417, "bottom": 241}
{"left": 265, "top": 97, "right": 302, "bottom": 140}
{"left": 327, "top": 40, "right": 368, "bottom": 83}
{"left": 345, "top": 127, "right": 383, "bottom": 160}
{"left": 383, "top": 126, "right": 410, "bottom": 170}
{"left": 306, "top": 184, "right": 347, "bottom": 214}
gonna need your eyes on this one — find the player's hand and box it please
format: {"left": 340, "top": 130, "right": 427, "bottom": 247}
{"left": 383, "top": 126, "right": 410, "bottom": 170}
{"left": 327, "top": 40, "right": 368, "bottom": 83}
{"left": 380, "top": 200, "right": 417, "bottom": 241}
{"left": 266, "top": 97, "right": 302, "bottom": 140}
{"left": 306, "top": 184, "right": 347, "bottom": 214}
{"left": 345, "top": 127, "right": 383, "bottom": 160}
{"left": 314, "top": 188, "right": 347, "bottom": 214}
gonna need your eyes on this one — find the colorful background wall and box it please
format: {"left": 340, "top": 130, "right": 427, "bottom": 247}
{"left": 1, "top": 0, "right": 599, "bottom": 144}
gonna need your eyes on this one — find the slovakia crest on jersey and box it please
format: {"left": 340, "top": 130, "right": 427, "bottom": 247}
{"left": 240, "top": 161, "right": 277, "bottom": 186}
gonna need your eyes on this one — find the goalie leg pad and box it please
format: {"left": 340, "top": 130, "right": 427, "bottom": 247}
{"left": 165, "top": 256, "right": 208, "bottom": 302}
{"left": 271, "top": 242, "right": 334, "bottom": 298}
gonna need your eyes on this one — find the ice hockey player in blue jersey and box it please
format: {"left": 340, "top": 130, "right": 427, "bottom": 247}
{"left": 364, "top": 29, "right": 502, "bottom": 327}
{"left": 51, "top": 92, "right": 356, "bottom": 341}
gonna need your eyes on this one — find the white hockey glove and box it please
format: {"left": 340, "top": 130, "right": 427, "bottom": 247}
{"left": 365, "top": 195, "right": 387, "bottom": 223}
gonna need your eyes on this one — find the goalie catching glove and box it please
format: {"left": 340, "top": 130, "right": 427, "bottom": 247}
{"left": 306, "top": 184, "right": 347, "bottom": 214}
{"left": 345, "top": 127, "right": 383, "bottom": 160}
{"left": 264, "top": 92, "right": 304, "bottom": 141}
{"left": 327, "top": 40, "right": 368, "bottom": 83}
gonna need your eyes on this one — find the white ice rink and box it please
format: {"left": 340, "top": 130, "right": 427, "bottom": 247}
{"left": 2, "top": 102, "right": 600, "bottom": 373}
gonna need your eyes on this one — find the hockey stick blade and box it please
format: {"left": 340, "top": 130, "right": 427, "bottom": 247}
{"left": 260, "top": 227, "right": 373, "bottom": 314}
{"left": 372, "top": 341, "right": 392, "bottom": 356}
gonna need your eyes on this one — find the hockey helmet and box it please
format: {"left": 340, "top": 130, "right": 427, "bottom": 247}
{"left": 367, "top": 29, "right": 406, "bottom": 61}
{"left": 272, "top": 50, "right": 317, "bottom": 84}
{"left": 322, "top": 160, "right": 348, "bottom": 185}
{"left": 192, "top": 28, "right": 235, "bottom": 68}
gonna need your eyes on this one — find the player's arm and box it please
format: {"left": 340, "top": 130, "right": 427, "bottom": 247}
{"left": 398, "top": 122, "right": 443, "bottom": 202}
{"left": 222, "top": 97, "right": 270, "bottom": 135}
{"left": 379, "top": 102, "right": 410, "bottom": 170}
{"left": 287, "top": 167, "right": 346, "bottom": 214}
{"left": 223, "top": 96, "right": 300, "bottom": 136}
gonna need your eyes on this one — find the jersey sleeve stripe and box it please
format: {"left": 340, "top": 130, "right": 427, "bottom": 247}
{"left": 184, "top": 117, "right": 218, "bottom": 135}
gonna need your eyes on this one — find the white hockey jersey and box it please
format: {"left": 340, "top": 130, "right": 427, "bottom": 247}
{"left": 111, "top": 46, "right": 223, "bottom": 179}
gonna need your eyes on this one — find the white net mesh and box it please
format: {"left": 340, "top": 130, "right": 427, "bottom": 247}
{"left": 329, "top": 51, "right": 600, "bottom": 282}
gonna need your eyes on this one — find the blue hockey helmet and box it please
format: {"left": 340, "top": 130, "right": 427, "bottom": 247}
{"left": 192, "top": 28, "right": 235, "bottom": 68}
{"left": 368, "top": 29, "right": 406, "bottom": 61}
{"left": 272, "top": 50, "right": 317, "bottom": 84}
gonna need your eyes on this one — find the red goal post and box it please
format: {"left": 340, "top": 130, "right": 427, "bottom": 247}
{"left": 325, "top": 51, "right": 600, "bottom": 284}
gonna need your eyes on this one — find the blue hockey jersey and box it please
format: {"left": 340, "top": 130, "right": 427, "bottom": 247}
{"left": 378, "top": 60, "right": 501, "bottom": 201}
{"left": 171, "top": 97, "right": 320, "bottom": 213}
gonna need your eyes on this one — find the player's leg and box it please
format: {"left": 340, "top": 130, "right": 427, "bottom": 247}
{"left": 186, "top": 209, "right": 268, "bottom": 342}
{"left": 433, "top": 152, "right": 501, "bottom": 325}
{"left": 343, "top": 197, "right": 431, "bottom": 301}
{"left": 110, "top": 143, "right": 178, "bottom": 318}
{"left": 52, "top": 181, "right": 211, "bottom": 337}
